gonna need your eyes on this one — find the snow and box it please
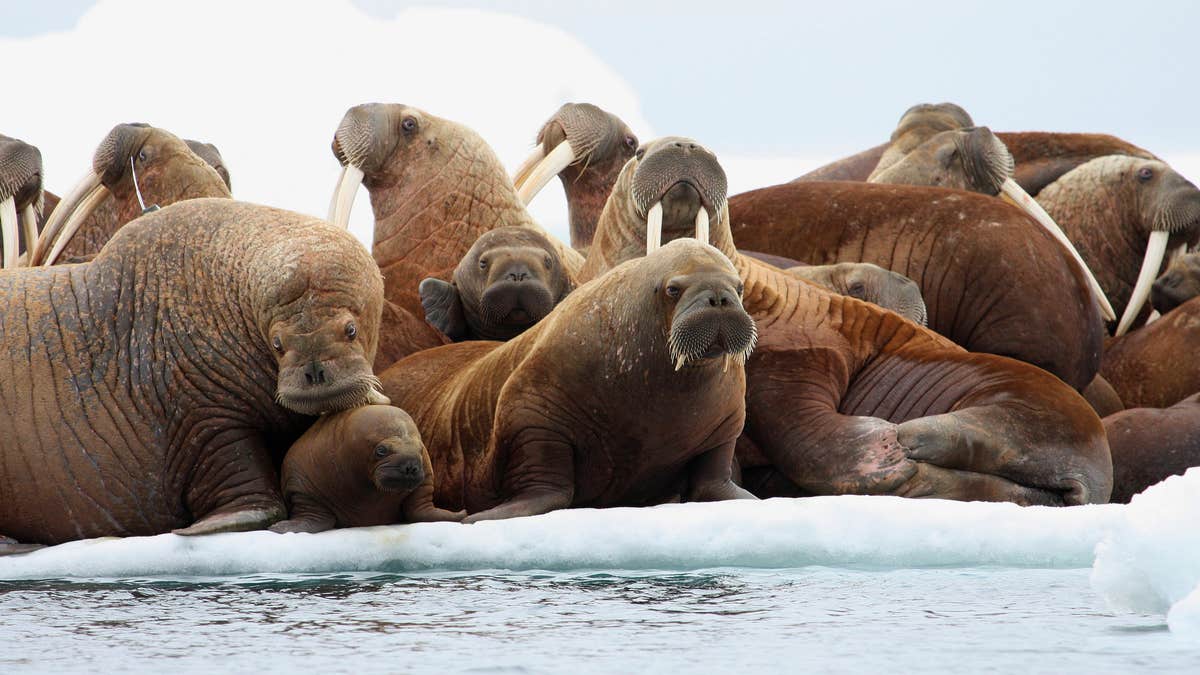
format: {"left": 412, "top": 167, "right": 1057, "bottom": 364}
{"left": 0, "top": 496, "right": 1121, "bottom": 580}
{"left": 1091, "top": 467, "right": 1200, "bottom": 637}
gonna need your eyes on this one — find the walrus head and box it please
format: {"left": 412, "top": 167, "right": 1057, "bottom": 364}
{"left": 629, "top": 137, "right": 728, "bottom": 253}
{"left": 789, "top": 262, "right": 928, "bottom": 326}
{"left": 33, "top": 123, "right": 231, "bottom": 266}
{"left": 0, "top": 134, "right": 44, "bottom": 269}
{"left": 871, "top": 102, "right": 975, "bottom": 177}
{"left": 1152, "top": 252, "right": 1200, "bottom": 315}
{"left": 354, "top": 406, "right": 428, "bottom": 493}
{"left": 184, "top": 139, "right": 232, "bottom": 191}
{"left": 870, "top": 126, "right": 1015, "bottom": 196}
{"left": 512, "top": 102, "right": 639, "bottom": 248}
{"left": 420, "top": 226, "right": 573, "bottom": 341}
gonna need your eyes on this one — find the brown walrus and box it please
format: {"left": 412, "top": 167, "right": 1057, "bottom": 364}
{"left": 270, "top": 405, "right": 466, "bottom": 533}
{"left": 0, "top": 134, "right": 44, "bottom": 267}
{"left": 0, "top": 198, "right": 387, "bottom": 552}
{"left": 380, "top": 239, "right": 758, "bottom": 522}
{"left": 326, "top": 103, "right": 584, "bottom": 369}
{"left": 32, "top": 123, "right": 231, "bottom": 266}
{"left": 1102, "top": 295, "right": 1200, "bottom": 409}
{"left": 1152, "top": 252, "right": 1200, "bottom": 314}
{"left": 580, "top": 136, "right": 1111, "bottom": 504}
{"left": 419, "top": 226, "right": 573, "bottom": 341}
{"left": 1104, "top": 394, "right": 1200, "bottom": 503}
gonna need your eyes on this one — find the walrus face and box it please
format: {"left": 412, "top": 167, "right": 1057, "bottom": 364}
{"left": 658, "top": 253, "right": 757, "bottom": 371}
{"left": 629, "top": 137, "right": 728, "bottom": 250}
{"left": 1152, "top": 252, "right": 1200, "bottom": 314}
{"left": 184, "top": 139, "right": 232, "bottom": 191}
{"left": 870, "top": 126, "right": 1015, "bottom": 196}
{"left": 369, "top": 434, "right": 427, "bottom": 494}
{"left": 420, "top": 227, "right": 572, "bottom": 341}
{"left": 272, "top": 307, "right": 386, "bottom": 417}
{"left": 0, "top": 134, "right": 44, "bottom": 268}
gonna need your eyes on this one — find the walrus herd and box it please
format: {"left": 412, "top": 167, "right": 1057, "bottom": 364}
{"left": 1, "top": 99, "right": 1197, "bottom": 553}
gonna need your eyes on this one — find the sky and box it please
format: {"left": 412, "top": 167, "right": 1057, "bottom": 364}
{"left": 2, "top": 0, "right": 1197, "bottom": 245}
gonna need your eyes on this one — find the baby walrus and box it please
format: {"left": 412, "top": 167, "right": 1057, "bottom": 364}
{"left": 270, "top": 405, "right": 466, "bottom": 533}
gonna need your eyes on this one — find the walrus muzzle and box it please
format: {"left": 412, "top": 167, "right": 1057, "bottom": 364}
{"left": 668, "top": 288, "right": 757, "bottom": 372}
{"left": 480, "top": 280, "right": 556, "bottom": 329}
{"left": 373, "top": 449, "right": 426, "bottom": 493}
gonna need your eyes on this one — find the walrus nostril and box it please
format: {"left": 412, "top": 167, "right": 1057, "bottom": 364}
{"left": 304, "top": 361, "right": 327, "bottom": 386}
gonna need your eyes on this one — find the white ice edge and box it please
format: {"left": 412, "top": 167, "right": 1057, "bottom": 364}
{"left": 1, "top": 496, "right": 1123, "bottom": 581}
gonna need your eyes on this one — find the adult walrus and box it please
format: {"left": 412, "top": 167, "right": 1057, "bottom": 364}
{"left": 419, "top": 227, "right": 573, "bottom": 341}
{"left": 327, "top": 103, "right": 584, "bottom": 369}
{"left": 1104, "top": 394, "right": 1200, "bottom": 503}
{"left": 270, "top": 405, "right": 465, "bottom": 533}
{"left": 380, "top": 239, "right": 758, "bottom": 521}
{"left": 1102, "top": 295, "right": 1200, "bottom": 409}
{"left": 0, "top": 199, "right": 387, "bottom": 552}
{"left": 0, "top": 134, "right": 43, "bottom": 267}
{"left": 580, "top": 136, "right": 1111, "bottom": 504}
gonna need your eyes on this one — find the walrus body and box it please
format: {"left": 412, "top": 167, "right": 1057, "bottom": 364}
{"left": 271, "top": 405, "right": 465, "bottom": 533}
{"left": 1102, "top": 296, "right": 1200, "bottom": 409}
{"left": 0, "top": 199, "right": 385, "bottom": 549}
{"left": 1105, "top": 394, "right": 1200, "bottom": 503}
{"left": 380, "top": 240, "right": 757, "bottom": 521}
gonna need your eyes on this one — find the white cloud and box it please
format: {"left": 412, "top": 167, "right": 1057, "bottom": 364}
{"left": 0, "top": 0, "right": 652, "bottom": 246}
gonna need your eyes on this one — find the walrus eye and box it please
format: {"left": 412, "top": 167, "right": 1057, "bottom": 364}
{"left": 402, "top": 116, "right": 418, "bottom": 133}
{"left": 374, "top": 444, "right": 389, "bottom": 458}
{"left": 136, "top": 150, "right": 147, "bottom": 163}
{"left": 272, "top": 335, "right": 283, "bottom": 353}
{"left": 635, "top": 148, "right": 645, "bottom": 160}
{"left": 848, "top": 282, "right": 867, "bottom": 298}
{"left": 665, "top": 285, "right": 681, "bottom": 299}
{"left": 479, "top": 257, "right": 488, "bottom": 270}
{"left": 1137, "top": 167, "right": 1154, "bottom": 182}
{"left": 345, "top": 322, "right": 357, "bottom": 340}
{"left": 625, "top": 136, "right": 638, "bottom": 151}
{"left": 544, "top": 255, "right": 554, "bottom": 269}
{"left": 736, "top": 284, "right": 744, "bottom": 297}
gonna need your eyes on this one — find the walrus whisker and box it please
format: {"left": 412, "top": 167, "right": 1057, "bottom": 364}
{"left": 645, "top": 201, "right": 663, "bottom": 254}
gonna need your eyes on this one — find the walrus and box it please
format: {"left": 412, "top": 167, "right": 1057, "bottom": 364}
{"left": 512, "top": 102, "right": 639, "bottom": 249}
{"left": 419, "top": 226, "right": 573, "bottom": 341}
{"left": 0, "top": 134, "right": 44, "bottom": 267}
{"left": 185, "top": 139, "right": 232, "bottom": 192}
{"left": 326, "top": 103, "right": 584, "bottom": 369}
{"left": 0, "top": 199, "right": 387, "bottom": 552}
{"left": 578, "top": 136, "right": 1111, "bottom": 504}
{"left": 868, "top": 102, "right": 976, "bottom": 179}
{"left": 1152, "top": 252, "right": 1200, "bottom": 314}
{"left": 1102, "top": 295, "right": 1200, "bottom": 409}
{"left": 380, "top": 239, "right": 758, "bottom": 521}
{"left": 31, "top": 123, "right": 231, "bottom": 266}
{"left": 786, "top": 262, "right": 927, "bottom": 325}
{"left": 270, "top": 405, "right": 466, "bottom": 533}
{"left": 1104, "top": 394, "right": 1200, "bottom": 503}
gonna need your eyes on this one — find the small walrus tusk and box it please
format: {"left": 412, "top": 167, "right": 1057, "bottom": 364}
{"left": 20, "top": 204, "right": 38, "bottom": 265}
{"left": 1115, "top": 229, "right": 1171, "bottom": 337}
{"left": 31, "top": 170, "right": 103, "bottom": 266}
{"left": 646, "top": 201, "right": 663, "bottom": 255}
{"left": 515, "top": 140, "right": 575, "bottom": 206}
{"left": 41, "top": 182, "right": 111, "bottom": 266}
{"left": 1, "top": 196, "right": 18, "bottom": 269}
{"left": 694, "top": 206, "right": 710, "bottom": 245}
{"left": 999, "top": 178, "right": 1116, "bottom": 322}
{"left": 329, "top": 164, "right": 365, "bottom": 230}
{"left": 675, "top": 354, "right": 687, "bottom": 371}
{"left": 722, "top": 353, "right": 731, "bottom": 373}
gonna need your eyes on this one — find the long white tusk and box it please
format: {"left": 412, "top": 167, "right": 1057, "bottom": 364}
{"left": 1, "top": 197, "right": 17, "bottom": 269}
{"left": 1115, "top": 230, "right": 1170, "bottom": 337}
{"left": 31, "top": 171, "right": 102, "bottom": 266}
{"left": 645, "top": 201, "right": 663, "bottom": 255}
{"left": 694, "top": 207, "right": 710, "bottom": 244}
{"left": 1145, "top": 310, "right": 1161, "bottom": 325}
{"left": 20, "top": 203, "right": 38, "bottom": 266}
{"left": 511, "top": 144, "right": 546, "bottom": 190}
{"left": 41, "top": 183, "right": 110, "bottom": 266}
{"left": 329, "top": 164, "right": 364, "bottom": 230}
{"left": 999, "top": 178, "right": 1116, "bottom": 322}
{"left": 515, "top": 140, "right": 575, "bottom": 206}
{"left": 327, "top": 165, "right": 347, "bottom": 222}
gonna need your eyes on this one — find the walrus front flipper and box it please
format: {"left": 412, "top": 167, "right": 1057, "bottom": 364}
{"left": 686, "top": 442, "right": 758, "bottom": 502}
{"left": 175, "top": 435, "right": 287, "bottom": 536}
{"left": 403, "top": 452, "right": 467, "bottom": 523}
{"left": 419, "top": 278, "right": 469, "bottom": 341}
{"left": 0, "top": 535, "right": 45, "bottom": 556}
{"left": 174, "top": 507, "right": 284, "bottom": 536}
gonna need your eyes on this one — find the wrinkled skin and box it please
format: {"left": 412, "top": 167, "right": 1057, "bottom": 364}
{"left": 1102, "top": 296, "right": 1200, "bottom": 409}
{"left": 584, "top": 137, "right": 1111, "bottom": 505}
{"left": 728, "top": 181, "right": 1103, "bottom": 390}
{"left": 420, "top": 227, "right": 573, "bottom": 341}
{"left": 49, "top": 123, "right": 231, "bottom": 264}
{"left": 0, "top": 134, "right": 44, "bottom": 261}
{"left": 515, "top": 102, "right": 639, "bottom": 249}
{"left": 786, "top": 262, "right": 927, "bottom": 325}
{"left": 0, "top": 199, "right": 385, "bottom": 551}
{"left": 185, "top": 139, "right": 232, "bottom": 191}
{"left": 1104, "top": 394, "right": 1200, "bottom": 503}
{"left": 329, "top": 103, "right": 582, "bottom": 369}
{"left": 270, "top": 405, "right": 465, "bottom": 533}
{"left": 1152, "top": 252, "right": 1200, "bottom": 315}
{"left": 380, "top": 240, "right": 757, "bottom": 522}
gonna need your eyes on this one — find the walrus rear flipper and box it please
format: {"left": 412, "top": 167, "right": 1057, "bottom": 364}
{"left": 0, "top": 535, "right": 44, "bottom": 556}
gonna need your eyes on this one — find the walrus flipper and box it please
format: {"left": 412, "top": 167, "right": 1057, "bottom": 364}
{"left": 0, "top": 535, "right": 45, "bottom": 556}
{"left": 174, "top": 507, "right": 284, "bottom": 536}
{"left": 174, "top": 435, "right": 287, "bottom": 536}
{"left": 419, "top": 278, "right": 469, "bottom": 341}
{"left": 402, "top": 452, "right": 468, "bottom": 523}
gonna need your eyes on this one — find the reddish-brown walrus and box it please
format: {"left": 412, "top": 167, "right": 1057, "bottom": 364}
{"left": 270, "top": 405, "right": 465, "bottom": 533}
{"left": 579, "top": 136, "right": 1111, "bottom": 504}
{"left": 326, "top": 104, "right": 584, "bottom": 370}
{"left": 1102, "top": 295, "right": 1200, "bottom": 409}
{"left": 1104, "top": 394, "right": 1200, "bottom": 503}
{"left": 0, "top": 199, "right": 387, "bottom": 552}
{"left": 379, "top": 239, "right": 758, "bottom": 522}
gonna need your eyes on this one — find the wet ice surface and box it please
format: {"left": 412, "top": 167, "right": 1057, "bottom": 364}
{"left": 1, "top": 568, "right": 1197, "bottom": 674}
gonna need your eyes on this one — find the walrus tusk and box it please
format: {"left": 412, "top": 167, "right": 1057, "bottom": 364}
{"left": 1115, "top": 229, "right": 1170, "bottom": 337}
{"left": 1, "top": 197, "right": 17, "bottom": 269}
{"left": 327, "top": 165, "right": 348, "bottom": 222}
{"left": 366, "top": 388, "right": 391, "bottom": 406}
{"left": 1145, "top": 309, "right": 1161, "bottom": 324}
{"left": 695, "top": 207, "right": 710, "bottom": 245}
{"left": 645, "top": 201, "right": 663, "bottom": 254}
{"left": 998, "top": 178, "right": 1116, "bottom": 322}
{"left": 511, "top": 144, "right": 546, "bottom": 191}
{"left": 515, "top": 141, "right": 575, "bottom": 206}
{"left": 21, "top": 204, "right": 38, "bottom": 265}
{"left": 722, "top": 353, "right": 731, "bottom": 373}
{"left": 329, "top": 164, "right": 364, "bottom": 230}
{"left": 31, "top": 171, "right": 103, "bottom": 266}
{"left": 42, "top": 182, "right": 110, "bottom": 266}
{"left": 675, "top": 354, "right": 687, "bottom": 371}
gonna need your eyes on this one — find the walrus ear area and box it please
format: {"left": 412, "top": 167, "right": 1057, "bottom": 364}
{"left": 420, "top": 277, "right": 469, "bottom": 341}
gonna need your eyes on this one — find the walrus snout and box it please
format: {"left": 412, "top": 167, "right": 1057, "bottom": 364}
{"left": 273, "top": 315, "right": 383, "bottom": 416}
{"left": 373, "top": 448, "right": 426, "bottom": 493}
{"left": 958, "top": 127, "right": 1014, "bottom": 196}
{"left": 632, "top": 137, "right": 728, "bottom": 221}
{"left": 667, "top": 275, "right": 757, "bottom": 371}
{"left": 480, "top": 279, "right": 555, "bottom": 328}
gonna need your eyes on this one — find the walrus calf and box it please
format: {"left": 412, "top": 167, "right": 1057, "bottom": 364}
{"left": 0, "top": 199, "right": 386, "bottom": 551}
{"left": 420, "top": 227, "right": 573, "bottom": 341}
{"left": 381, "top": 239, "right": 758, "bottom": 522}
{"left": 271, "top": 405, "right": 465, "bottom": 533}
